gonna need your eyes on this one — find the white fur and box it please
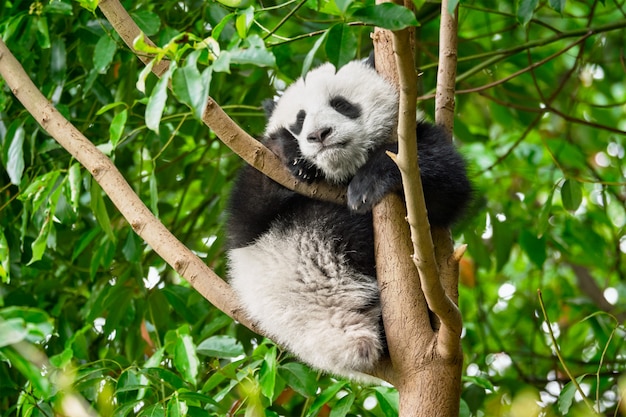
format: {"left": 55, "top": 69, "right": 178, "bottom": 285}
{"left": 266, "top": 61, "right": 399, "bottom": 183}
{"left": 228, "top": 226, "right": 383, "bottom": 382}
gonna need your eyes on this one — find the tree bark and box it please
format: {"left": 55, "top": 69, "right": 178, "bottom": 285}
{"left": 371, "top": 0, "right": 464, "bottom": 415}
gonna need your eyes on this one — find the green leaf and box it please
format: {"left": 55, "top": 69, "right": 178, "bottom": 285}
{"left": 334, "top": 0, "right": 353, "bottom": 14}
{"left": 557, "top": 375, "right": 585, "bottom": 415}
{"left": 216, "top": 0, "right": 252, "bottom": 8}
{"left": 561, "top": 178, "right": 582, "bottom": 212}
{"left": 229, "top": 35, "right": 276, "bottom": 67}
{"left": 71, "top": 227, "right": 100, "bottom": 261}
{"left": 306, "top": 381, "right": 348, "bottom": 417}
{"left": 0, "top": 318, "right": 28, "bottom": 346}
{"left": 29, "top": 215, "right": 52, "bottom": 264}
{"left": 122, "top": 231, "right": 141, "bottom": 262}
{"left": 0, "top": 307, "right": 54, "bottom": 345}
{"left": 172, "top": 50, "right": 212, "bottom": 120}
{"left": 519, "top": 229, "right": 546, "bottom": 268}
{"left": 373, "top": 386, "right": 399, "bottom": 415}
{"left": 35, "top": 16, "right": 51, "bottom": 49}
{"left": 517, "top": 0, "right": 539, "bottom": 25}
{"left": 302, "top": 31, "right": 328, "bottom": 77}
{"left": 325, "top": 24, "right": 357, "bottom": 69}
{"left": 131, "top": 11, "right": 161, "bottom": 36}
{"left": 146, "top": 62, "right": 176, "bottom": 133}
{"left": 2, "top": 346, "right": 52, "bottom": 397}
{"left": 109, "top": 109, "right": 127, "bottom": 147}
{"left": 235, "top": 6, "right": 255, "bottom": 38}
{"left": 278, "top": 362, "right": 318, "bottom": 397}
{"left": 50, "top": 37, "right": 67, "bottom": 83}
{"left": 75, "top": 0, "right": 98, "bottom": 13}
{"left": 167, "top": 396, "right": 188, "bottom": 417}
{"left": 29, "top": 184, "right": 62, "bottom": 264}
{"left": 90, "top": 179, "right": 115, "bottom": 243}
{"left": 197, "top": 335, "right": 244, "bottom": 358}
{"left": 136, "top": 59, "right": 155, "bottom": 94}
{"left": 548, "top": 0, "right": 566, "bottom": 13}
{"left": 537, "top": 184, "right": 556, "bottom": 237}
{"left": 167, "top": 327, "right": 199, "bottom": 385}
{"left": 93, "top": 35, "right": 117, "bottom": 74}
{"left": 19, "top": 170, "right": 61, "bottom": 214}
{"left": 0, "top": 229, "right": 9, "bottom": 283}
{"left": 149, "top": 169, "right": 159, "bottom": 217}
{"left": 492, "top": 218, "right": 514, "bottom": 271}
{"left": 5, "top": 124, "right": 25, "bottom": 185}
{"left": 351, "top": 3, "right": 419, "bottom": 30}
{"left": 259, "top": 346, "right": 277, "bottom": 399}
{"left": 329, "top": 392, "right": 355, "bottom": 417}
{"left": 67, "top": 163, "right": 81, "bottom": 211}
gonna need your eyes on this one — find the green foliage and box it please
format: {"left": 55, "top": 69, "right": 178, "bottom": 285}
{"left": 0, "top": 0, "right": 625, "bottom": 416}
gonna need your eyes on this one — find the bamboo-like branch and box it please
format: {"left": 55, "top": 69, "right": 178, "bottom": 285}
{"left": 98, "top": 0, "right": 345, "bottom": 206}
{"left": 0, "top": 38, "right": 257, "bottom": 333}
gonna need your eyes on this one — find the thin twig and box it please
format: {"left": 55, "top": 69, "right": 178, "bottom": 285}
{"left": 537, "top": 290, "right": 599, "bottom": 415}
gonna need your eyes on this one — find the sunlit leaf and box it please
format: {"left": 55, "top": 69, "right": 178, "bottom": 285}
{"left": 325, "top": 24, "right": 357, "bottom": 69}
{"left": 235, "top": 6, "right": 254, "bottom": 38}
{"left": 259, "top": 346, "right": 277, "bottom": 399}
{"left": 109, "top": 109, "right": 127, "bottom": 147}
{"left": 5, "top": 124, "right": 24, "bottom": 185}
{"left": 146, "top": 62, "right": 176, "bottom": 133}
{"left": 197, "top": 335, "right": 244, "bottom": 358}
{"left": 172, "top": 50, "right": 212, "bottom": 120}
{"left": 229, "top": 35, "right": 275, "bottom": 67}
{"left": 0, "top": 230, "right": 8, "bottom": 283}
{"left": 350, "top": 3, "right": 419, "bottom": 30}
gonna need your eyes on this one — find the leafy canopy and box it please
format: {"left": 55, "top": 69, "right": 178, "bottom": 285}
{"left": 0, "top": 0, "right": 625, "bottom": 416}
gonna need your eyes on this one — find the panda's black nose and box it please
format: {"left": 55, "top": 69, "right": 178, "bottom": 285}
{"left": 307, "top": 127, "right": 333, "bottom": 143}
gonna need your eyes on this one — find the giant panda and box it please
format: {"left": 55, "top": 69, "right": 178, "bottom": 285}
{"left": 226, "top": 57, "right": 471, "bottom": 382}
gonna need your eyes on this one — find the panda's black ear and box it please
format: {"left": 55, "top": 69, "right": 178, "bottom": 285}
{"left": 364, "top": 51, "right": 375, "bottom": 68}
{"left": 262, "top": 99, "right": 277, "bottom": 119}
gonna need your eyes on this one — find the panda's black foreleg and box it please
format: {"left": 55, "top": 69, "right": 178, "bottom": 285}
{"left": 346, "top": 121, "right": 471, "bottom": 227}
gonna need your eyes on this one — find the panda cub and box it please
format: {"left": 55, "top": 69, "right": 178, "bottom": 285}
{"left": 227, "top": 58, "right": 471, "bottom": 381}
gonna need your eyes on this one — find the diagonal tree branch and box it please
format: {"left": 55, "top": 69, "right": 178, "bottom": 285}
{"left": 0, "top": 38, "right": 257, "bottom": 333}
{"left": 98, "top": 0, "right": 345, "bottom": 206}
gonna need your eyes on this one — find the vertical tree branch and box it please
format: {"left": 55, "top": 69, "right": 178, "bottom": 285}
{"left": 435, "top": 0, "right": 459, "bottom": 135}
{"left": 372, "top": 0, "right": 463, "bottom": 414}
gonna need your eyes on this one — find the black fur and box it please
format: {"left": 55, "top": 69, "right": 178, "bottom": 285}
{"left": 228, "top": 121, "right": 470, "bottom": 251}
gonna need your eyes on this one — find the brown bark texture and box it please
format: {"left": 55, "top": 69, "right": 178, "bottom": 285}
{"left": 370, "top": 0, "right": 464, "bottom": 415}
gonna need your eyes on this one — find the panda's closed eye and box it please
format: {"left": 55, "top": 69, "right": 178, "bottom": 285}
{"left": 290, "top": 110, "right": 307, "bottom": 135}
{"left": 330, "top": 96, "right": 361, "bottom": 119}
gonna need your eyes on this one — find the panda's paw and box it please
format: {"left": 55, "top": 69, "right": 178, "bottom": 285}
{"left": 289, "top": 157, "right": 322, "bottom": 183}
{"left": 347, "top": 175, "right": 388, "bottom": 213}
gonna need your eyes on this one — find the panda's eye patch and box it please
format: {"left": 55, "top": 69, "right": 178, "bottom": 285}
{"left": 330, "top": 96, "right": 361, "bottom": 119}
{"left": 290, "top": 110, "right": 306, "bottom": 134}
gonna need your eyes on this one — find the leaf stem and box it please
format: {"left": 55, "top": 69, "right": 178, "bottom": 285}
{"left": 537, "top": 290, "right": 599, "bottom": 415}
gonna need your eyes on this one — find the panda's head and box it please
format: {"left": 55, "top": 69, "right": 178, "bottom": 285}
{"left": 265, "top": 60, "right": 399, "bottom": 184}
